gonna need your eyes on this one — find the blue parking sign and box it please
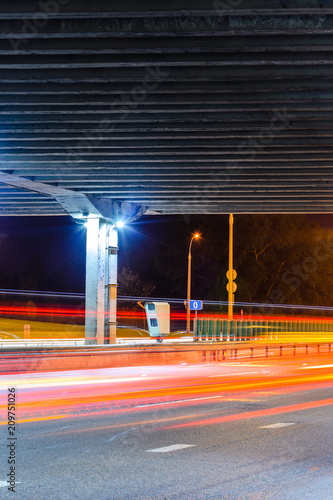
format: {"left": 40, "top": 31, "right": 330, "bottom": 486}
{"left": 189, "top": 300, "right": 203, "bottom": 310}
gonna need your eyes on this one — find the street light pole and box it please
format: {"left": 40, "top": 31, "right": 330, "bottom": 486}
{"left": 187, "top": 233, "right": 200, "bottom": 335}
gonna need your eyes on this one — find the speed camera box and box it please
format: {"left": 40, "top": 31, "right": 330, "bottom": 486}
{"left": 153, "top": 302, "right": 170, "bottom": 335}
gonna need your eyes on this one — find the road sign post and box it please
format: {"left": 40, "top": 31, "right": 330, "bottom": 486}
{"left": 189, "top": 300, "right": 203, "bottom": 341}
{"left": 193, "top": 309, "right": 198, "bottom": 340}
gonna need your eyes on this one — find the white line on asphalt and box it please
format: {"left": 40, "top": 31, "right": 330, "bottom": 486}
{"left": 300, "top": 364, "right": 333, "bottom": 369}
{"left": 146, "top": 444, "right": 195, "bottom": 453}
{"left": 107, "top": 428, "right": 138, "bottom": 442}
{"left": 135, "top": 396, "right": 222, "bottom": 408}
{"left": 260, "top": 423, "right": 295, "bottom": 429}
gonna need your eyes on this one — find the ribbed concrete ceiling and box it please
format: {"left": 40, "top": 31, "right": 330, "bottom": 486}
{"left": 0, "top": 0, "right": 332, "bottom": 217}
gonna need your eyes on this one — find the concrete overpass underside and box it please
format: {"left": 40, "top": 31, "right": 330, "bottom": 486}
{"left": 0, "top": 0, "right": 332, "bottom": 217}
{"left": 0, "top": 0, "right": 332, "bottom": 343}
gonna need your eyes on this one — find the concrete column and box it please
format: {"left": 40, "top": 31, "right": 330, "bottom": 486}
{"left": 85, "top": 218, "right": 110, "bottom": 345}
{"left": 106, "top": 228, "right": 118, "bottom": 344}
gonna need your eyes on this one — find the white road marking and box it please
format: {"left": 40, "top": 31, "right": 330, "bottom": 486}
{"left": 135, "top": 396, "right": 222, "bottom": 408}
{"left": 107, "top": 428, "right": 137, "bottom": 442}
{"left": 301, "top": 364, "right": 333, "bottom": 370}
{"left": 146, "top": 444, "right": 195, "bottom": 453}
{"left": 260, "top": 423, "right": 295, "bottom": 429}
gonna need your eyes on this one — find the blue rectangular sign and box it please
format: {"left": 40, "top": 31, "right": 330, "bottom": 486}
{"left": 189, "top": 300, "right": 203, "bottom": 310}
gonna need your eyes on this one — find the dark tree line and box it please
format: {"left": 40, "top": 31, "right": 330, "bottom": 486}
{"left": 1, "top": 214, "right": 332, "bottom": 309}
{"left": 119, "top": 214, "right": 333, "bottom": 308}
{"left": 0, "top": 255, "right": 84, "bottom": 293}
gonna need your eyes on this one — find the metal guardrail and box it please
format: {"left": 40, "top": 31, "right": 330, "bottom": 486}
{"left": 200, "top": 341, "right": 332, "bottom": 363}
{"left": 0, "top": 339, "right": 85, "bottom": 348}
{"left": 194, "top": 318, "right": 333, "bottom": 342}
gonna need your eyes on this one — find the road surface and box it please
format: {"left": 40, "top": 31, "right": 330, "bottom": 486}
{"left": 0, "top": 352, "right": 332, "bottom": 499}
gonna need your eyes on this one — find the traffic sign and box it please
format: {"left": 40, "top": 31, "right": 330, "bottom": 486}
{"left": 226, "top": 269, "right": 237, "bottom": 280}
{"left": 226, "top": 282, "right": 237, "bottom": 293}
{"left": 189, "top": 300, "right": 203, "bottom": 310}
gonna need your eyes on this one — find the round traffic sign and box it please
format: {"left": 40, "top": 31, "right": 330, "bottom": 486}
{"left": 226, "top": 282, "right": 237, "bottom": 293}
{"left": 226, "top": 269, "right": 237, "bottom": 280}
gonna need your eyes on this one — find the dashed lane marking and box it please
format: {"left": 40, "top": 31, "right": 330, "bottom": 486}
{"left": 260, "top": 423, "right": 295, "bottom": 429}
{"left": 301, "top": 364, "right": 333, "bottom": 370}
{"left": 146, "top": 444, "right": 195, "bottom": 453}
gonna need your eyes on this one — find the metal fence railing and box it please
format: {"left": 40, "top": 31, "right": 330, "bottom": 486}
{"left": 194, "top": 318, "right": 333, "bottom": 342}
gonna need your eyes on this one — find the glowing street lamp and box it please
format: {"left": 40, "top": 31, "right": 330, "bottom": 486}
{"left": 187, "top": 233, "right": 200, "bottom": 335}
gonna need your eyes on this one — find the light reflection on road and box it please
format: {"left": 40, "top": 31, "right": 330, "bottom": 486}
{"left": 0, "top": 354, "right": 332, "bottom": 426}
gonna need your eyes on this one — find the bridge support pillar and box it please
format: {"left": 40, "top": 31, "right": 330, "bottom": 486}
{"left": 85, "top": 218, "right": 118, "bottom": 345}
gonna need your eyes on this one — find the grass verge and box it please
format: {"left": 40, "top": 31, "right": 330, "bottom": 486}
{"left": 0, "top": 317, "right": 150, "bottom": 339}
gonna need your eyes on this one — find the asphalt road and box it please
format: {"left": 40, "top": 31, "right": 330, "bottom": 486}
{"left": 0, "top": 353, "right": 332, "bottom": 500}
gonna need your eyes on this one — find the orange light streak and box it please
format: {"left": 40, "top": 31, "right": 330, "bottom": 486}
{"left": 160, "top": 398, "right": 333, "bottom": 430}
{"left": 1, "top": 371, "right": 332, "bottom": 414}
{"left": 0, "top": 415, "right": 65, "bottom": 426}
{"left": 7, "top": 398, "right": 333, "bottom": 436}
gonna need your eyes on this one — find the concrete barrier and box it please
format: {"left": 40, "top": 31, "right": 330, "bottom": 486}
{"left": 0, "top": 339, "right": 332, "bottom": 374}
{"left": 0, "top": 346, "right": 206, "bottom": 373}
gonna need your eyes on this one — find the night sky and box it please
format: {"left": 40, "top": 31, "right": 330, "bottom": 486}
{"left": 0, "top": 216, "right": 86, "bottom": 291}
{"left": 0, "top": 214, "right": 174, "bottom": 292}
{"left": 0, "top": 214, "right": 331, "bottom": 293}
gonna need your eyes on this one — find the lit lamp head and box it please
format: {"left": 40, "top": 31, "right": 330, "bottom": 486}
{"left": 116, "top": 220, "right": 125, "bottom": 229}
{"left": 192, "top": 233, "right": 201, "bottom": 242}
{"left": 189, "top": 233, "right": 201, "bottom": 252}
